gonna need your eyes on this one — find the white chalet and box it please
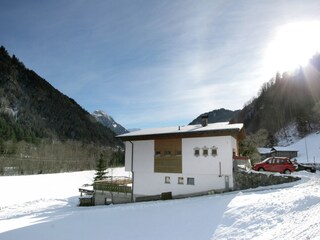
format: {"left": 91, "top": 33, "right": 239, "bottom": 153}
{"left": 118, "top": 120, "right": 245, "bottom": 200}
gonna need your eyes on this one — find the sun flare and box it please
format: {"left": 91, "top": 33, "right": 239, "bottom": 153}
{"left": 263, "top": 21, "right": 320, "bottom": 77}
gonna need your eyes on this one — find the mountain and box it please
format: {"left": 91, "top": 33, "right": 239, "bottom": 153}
{"left": 231, "top": 53, "right": 320, "bottom": 142}
{"left": 0, "top": 46, "right": 121, "bottom": 146}
{"left": 189, "top": 108, "right": 240, "bottom": 125}
{"left": 92, "top": 110, "right": 128, "bottom": 135}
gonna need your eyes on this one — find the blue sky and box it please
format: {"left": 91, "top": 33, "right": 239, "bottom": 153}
{"left": 1, "top": 0, "right": 320, "bottom": 129}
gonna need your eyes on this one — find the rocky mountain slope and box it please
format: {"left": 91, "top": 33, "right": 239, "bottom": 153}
{"left": 92, "top": 110, "right": 128, "bottom": 135}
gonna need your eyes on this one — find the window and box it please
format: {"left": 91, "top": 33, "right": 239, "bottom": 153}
{"left": 187, "top": 177, "right": 195, "bottom": 185}
{"left": 178, "top": 177, "right": 184, "bottom": 184}
{"left": 211, "top": 147, "right": 218, "bottom": 157}
{"left": 165, "top": 176, "right": 170, "bottom": 184}
{"left": 155, "top": 150, "right": 161, "bottom": 157}
{"left": 203, "top": 147, "right": 209, "bottom": 157}
{"left": 194, "top": 147, "right": 200, "bottom": 157}
{"left": 164, "top": 150, "right": 171, "bottom": 156}
{"left": 175, "top": 150, "right": 182, "bottom": 156}
{"left": 267, "top": 158, "right": 275, "bottom": 164}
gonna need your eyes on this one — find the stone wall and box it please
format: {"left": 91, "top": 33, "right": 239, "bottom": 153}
{"left": 234, "top": 170, "right": 300, "bottom": 190}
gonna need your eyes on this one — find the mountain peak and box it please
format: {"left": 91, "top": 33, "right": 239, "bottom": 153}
{"left": 91, "top": 110, "right": 128, "bottom": 135}
{"left": 92, "top": 110, "right": 112, "bottom": 120}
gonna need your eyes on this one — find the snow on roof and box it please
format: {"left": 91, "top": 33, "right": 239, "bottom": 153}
{"left": 257, "top": 147, "right": 271, "bottom": 154}
{"left": 117, "top": 122, "right": 243, "bottom": 139}
{"left": 258, "top": 146, "right": 299, "bottom": 154}
{"left": 272, "top": 146, "right": 298, "bottom": 152}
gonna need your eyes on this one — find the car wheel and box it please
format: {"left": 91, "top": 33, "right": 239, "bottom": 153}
{"left": 284, "top": 169, "right": 291, "bottom": 174}
{"left": 258, "top": 168, "right": 265, "bottom": 172}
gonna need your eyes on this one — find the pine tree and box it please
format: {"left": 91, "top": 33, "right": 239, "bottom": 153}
{"left": 94, "top": 153, "right": 107, "bottom": 181}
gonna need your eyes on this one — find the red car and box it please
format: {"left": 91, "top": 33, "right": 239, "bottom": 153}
{"left": 253, "top": 157, "right": 295, "bottom": 174}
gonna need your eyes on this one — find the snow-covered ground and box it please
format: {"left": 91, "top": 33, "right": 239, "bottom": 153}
{"left": 289, "top": 132, "right": 320, "bottom": 163}
{"left": 1, "top": 168, "right": 320, "bottom": 240}
{"left": 276, "top": 126, "right": 320, "bottom": 163}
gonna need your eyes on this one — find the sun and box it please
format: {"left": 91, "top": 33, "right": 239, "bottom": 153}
{"left": 263, "top": 21, "right": 320, "bottom": 77}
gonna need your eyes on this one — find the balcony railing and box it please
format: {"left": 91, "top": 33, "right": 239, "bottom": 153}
{"left": 93, "top": 177, "right": 132, "bottom": 193}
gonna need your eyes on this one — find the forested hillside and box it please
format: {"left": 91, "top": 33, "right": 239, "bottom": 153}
{"left": 0, "top": 46, "right": 121, "bottom": 145}
{"left": 231, "top": 53, "right": 320, "bottom": 139}
{"left": 229, "top": 53, "right": 320, "bottom": 162}
{"left": 0, "top": 46, "right": 123, "bottom": 175}
{"left": 189, "top": 108, "right": 239, "bottom": 125}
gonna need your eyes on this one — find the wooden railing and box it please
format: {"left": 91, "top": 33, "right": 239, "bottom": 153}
{"left": 93, "top": 178, "right": 132, "bottom": 193}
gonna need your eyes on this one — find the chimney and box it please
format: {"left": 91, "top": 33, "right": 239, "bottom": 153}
{"left": 201, "top": 114, "right": 209, "bottom": 127}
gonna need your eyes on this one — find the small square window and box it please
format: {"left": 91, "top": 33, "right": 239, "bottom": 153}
{"left": 211, "top": 147, "right": 218, "bottom": 156}
{"left": 203, "top": 147, "right": 209, "bottom": 157}
{"left": 164, "top": 150, "right": 171, "bottom": 156}
{"left": 178, "top": 177, "right": 184, "bottom": 184}
{"left": 194, "top": 148, "right": 200, "bottom": 157}
{"left": 187, "top": 177, "right": 195, "bottom": 185}
{"left": 165, "top": 176, "right": 170, "bottom": 184}
{"left": 155, "top": 150, "right": 161, "bottom": 157}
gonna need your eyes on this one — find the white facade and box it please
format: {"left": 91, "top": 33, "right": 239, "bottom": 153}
{"left": 124, "top": 135, "right": 239, "bottom": 197}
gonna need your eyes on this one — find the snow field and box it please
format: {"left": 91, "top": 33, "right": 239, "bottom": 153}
{"left": 0, "top": 169, "right": 320, "bottom": 240}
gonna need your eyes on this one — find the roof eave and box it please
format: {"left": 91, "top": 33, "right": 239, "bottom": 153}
{"left": 118, "top": 127, "right": 244, "bottom": 141}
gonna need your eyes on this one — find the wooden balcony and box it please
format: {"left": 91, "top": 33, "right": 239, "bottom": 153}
{"left": 93, "top": 177, "right": 132, "bottom": 193}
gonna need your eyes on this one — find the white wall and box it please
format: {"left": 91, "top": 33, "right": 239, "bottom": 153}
{"left": 134, "top": 172, "right": 232, "bottom": 196}
{"left": 124, "top": 141, "right": 132, "bottom": 172}
{"left": 132, "top": 140, "right": 154, "bottom": 173}
{"left": 124, "top": 140, "right": 154, "bottom": 172}
{"left": 182, "top": 136, "right": 233, "bottom": 176}
{"left": 124, "top": 136, "right": 237, "bottom": 197}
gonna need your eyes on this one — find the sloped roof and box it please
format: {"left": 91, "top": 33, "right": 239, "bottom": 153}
{"left": 257, "top": 147, "right": 272, "bottom": 154}
{"left": 117, "top": 122, "right": 244, "bottom": 141}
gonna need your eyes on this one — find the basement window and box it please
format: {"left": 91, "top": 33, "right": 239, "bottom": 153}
{"left": 178, "top": 177, "right": 184, "bottom": 184}
{"left": 165, "top": 176, "right": 170, "bottom": 184}
{"left": 187, "top": 177, "right": 195, "bottom": 185}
